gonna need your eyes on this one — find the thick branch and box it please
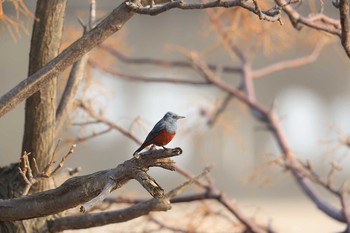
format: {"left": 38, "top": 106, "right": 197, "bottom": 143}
{"left": 48, "top": 198, "right": 171, "bottom": 232}
{"left": 0, "top": 148, "right": 181, "bottom": 221}
{"left": 22, "top": 0, "right": 67, "bottom": 177}
{"left": 47, "top": 166, "right": 209, "bottom": 232}
{"left": 0, "top": 1, "right": 135, "bottom": 118}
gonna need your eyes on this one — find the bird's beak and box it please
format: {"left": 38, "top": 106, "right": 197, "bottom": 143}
{"left": 176, "top": 115, "right": 185, "bottom": 119}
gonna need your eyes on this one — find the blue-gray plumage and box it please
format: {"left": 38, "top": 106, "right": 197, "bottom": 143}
{"left": 133, "top": 112, "right": 185, "bottom": 156}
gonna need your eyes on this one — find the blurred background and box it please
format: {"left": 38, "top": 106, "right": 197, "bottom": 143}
{"left": 1, "top": 0, "right": 350, "bottom": 232}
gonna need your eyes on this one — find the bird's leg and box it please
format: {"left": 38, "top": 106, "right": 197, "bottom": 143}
{"left": 162, "top": 146, "right": 169, "bottom": 151}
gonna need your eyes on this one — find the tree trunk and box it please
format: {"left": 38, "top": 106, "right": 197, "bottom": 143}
{"left": 0, "top": 0, "right": 67, "bottom": 232}
{"left": 23, "top": 0, "right": 66, "bottom": 177}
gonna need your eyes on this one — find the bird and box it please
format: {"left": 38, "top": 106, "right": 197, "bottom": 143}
{"left": 133, "top": 112, "right": 185, "bottom": 157}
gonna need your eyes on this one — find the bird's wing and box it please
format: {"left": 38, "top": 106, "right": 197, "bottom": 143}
{"left": 142, "top": 120, "right": 166, "bottom": 145}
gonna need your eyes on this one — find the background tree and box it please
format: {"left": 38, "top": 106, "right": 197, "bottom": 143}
{"left": 0, "top": 0, "right": 349, "bottom": 232}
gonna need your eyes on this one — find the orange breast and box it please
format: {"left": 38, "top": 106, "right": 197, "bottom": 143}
{"left": 152, "top": 129, "right": 176, "bottom": 146}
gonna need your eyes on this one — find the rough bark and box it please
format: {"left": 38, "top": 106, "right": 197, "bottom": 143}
{"left": 0, "top": 1, "right": 67, "bottom": 232}
{"left": 0, "top": 1, "right": 136, "bottom": 232}
{"left": 0, "top": 148, "right": 180, "bottom": 221}
{"left": 23, "top": 0, "right": 66, "bottom": 177}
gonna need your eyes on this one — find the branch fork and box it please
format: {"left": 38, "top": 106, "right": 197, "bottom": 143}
{"left": 79, "top": 147, "right": 182, "bottom": 213}
{"left": 18, "top": 144, "right": 76, "bottom": 196}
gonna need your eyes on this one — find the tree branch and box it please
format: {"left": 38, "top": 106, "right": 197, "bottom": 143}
{"left": 0, "top": 1, "right": 135, "bottom": 118}
{"left": 275, "top": 0, "right": 341, "bottom": 36}
{"left": 0, "top": 148, "right": 182, "bottom": 221}
{"left": 47, "top": 166, "right": 210, "bottom": 232}
{"left": 98, "top": 44, "right": 242, "bottom": 74}
{"left": 339, "top": 0, "right": 350, "bottom": 57}
{"left": 56, "top": 0, "right": 97, "bottom": 132}
{"left": 252, "top": 40, "right": 326, "bottom": 78}
{"left": 88, "top": 58, "right": 210, "bottom": 85}
{"left": 127, "top": 0, "right": 281, "bottom": 23}
{"left": 79, "top": 101, "right": 142, "bottom": 145}
{"left": 48, "top": 198, "right": 171, "bottom": 232}
{"left": 189, "top": 52, "right": 348, "bottom": 223}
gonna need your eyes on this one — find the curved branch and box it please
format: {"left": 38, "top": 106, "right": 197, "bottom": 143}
{"left": 292, "top": 169, "right": 345, "bottom": 222}
{"left": 48, "top": 198, "right": 171, "bottom": 232}
{"left": 47, "top": 166, "right": 210, "bottom": 232}
{"left": 189, "top": 53, "right": 347, "bottom": 223}
{"left": 0, "top": 148, "right": 181, "bottom": 221}
{"left": 252, "top": 40, "right": 326, "bottom": 78}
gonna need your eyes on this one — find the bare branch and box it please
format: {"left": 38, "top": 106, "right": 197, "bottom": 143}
{"left": 206, "top": 93, "right": 233, "bottom": 126}
{"left": 79, "top": 101, "right": 142, "bottom": 144}
{"left": 18, "top": 152, "right": 34, "bottom": 196}
{"left": 56, "top": 57, "right": 88, "bottom": 132}
{"left": 68, "top": 127, "right": 113, "bottom": 144}
{"left": 126, "top": 0, "right": 282, "bottom": 23}
{"left": 252, "top": 40, "right": 326, "bottom": 78}
{"left": 0, "top": 1, "right": 136, "bottom": 118}
{"left": 99, "top": 44, "right": 242, "bottom": 74}
{"left": 47, "top": 166, "right": 209, "bottom": 232}
{"left": 275, "top": 0, "right": 341, "bottom": 35}
{"left": 102, "top": 169, "right": 270, "bottom": 233}
{"left": 0, "top": 148, "right": 182, "bottom": 221}
{"left": 50, "top": 144, "right": 76, "bottom": 177}
{"left": 339, "top": 0, "right": 350, "bottom": 57}
{"left": 340, "top": 183, "right": 350, "bottom": 228}
{"left": 80, "top": 176, "right": 116, "bottom": 213}
{"left": 17, "top": 144, "right": 76, "bottom": 196}
{"left": 56, "top": 0, "right": 97, "bottom": 132}
{"left": 188, "top": 52, "right": 348, "bottom": 223}
{"left": 88, "top": 58, "right": 209, "bottom": 85}
{"left": 48, "top": 198, "right": 171, "bottom": 232}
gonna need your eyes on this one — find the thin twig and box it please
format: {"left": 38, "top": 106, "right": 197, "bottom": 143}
{"left": 252, "top": 40, "right": 326, "bottom": 78}
{"left": 50, "top": 144, "right": 76, "bottom": 177}
{"left": 79, "top": 101, "right": 142, "bottom": 144}
{"left": 98, "top": 44, "right": 242, "bottom": 74}
{"left": 88, "top": 59, "right": 209, "bottom": 86}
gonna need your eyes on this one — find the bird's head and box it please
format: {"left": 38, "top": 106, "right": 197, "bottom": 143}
{"left": 163, "top": 112, "right": 185, "bottom": 121}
